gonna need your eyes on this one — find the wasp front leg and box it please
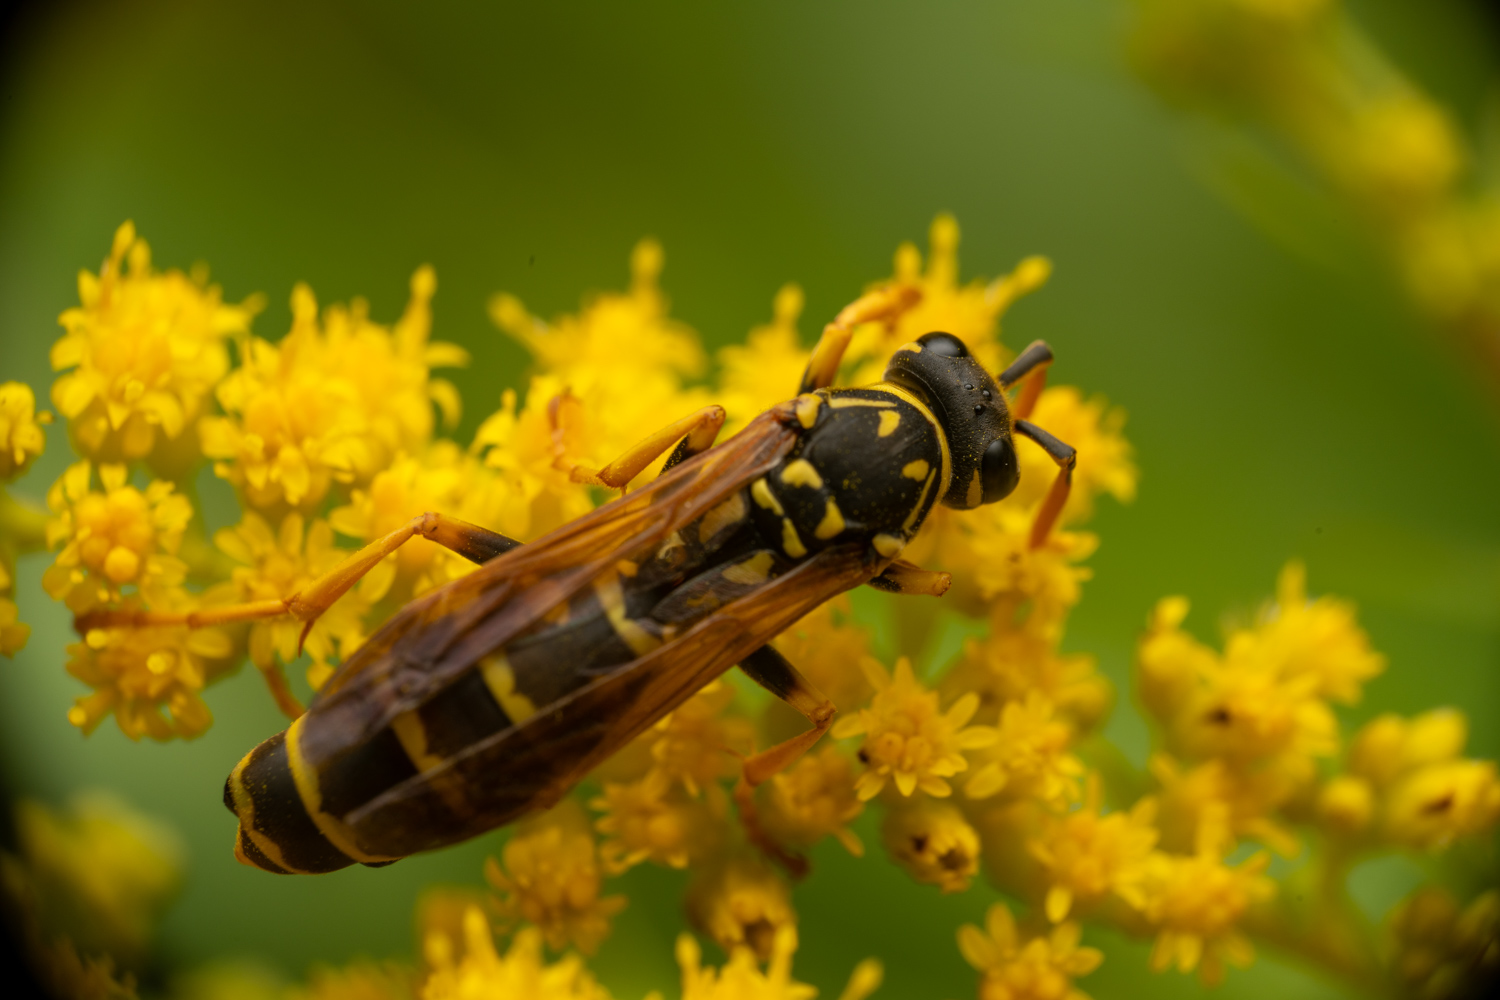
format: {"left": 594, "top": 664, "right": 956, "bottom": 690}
{"left": 731, "top": 643, "right": 837, "bottom": 876}
{"left": 564, "top": 405, "right": 726, "bottom": 489}
{"left": 797, "top": 284, "right": 922, "bottom": 394}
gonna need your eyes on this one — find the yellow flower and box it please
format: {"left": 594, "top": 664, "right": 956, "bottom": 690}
{"left": 761, "top": 597, "right": 879, "bottom": 744}
{"left": 49, "top": 222, "right": 255, "bottom": 467}
{"left": 488, "top": 239, "right": 713, "bottom": 486}
{"left": 1149, "top": 754, "right": 1300, "bottom": 857}
{"left": 42, "top": 461, "right": 192, "bottom": 614}
{"left": 1388, "top": 887, "right": 1500, "bottom": 1000}
{"left": 674, "top": 926, "right": 882, "bottom": 1000}
{"left": 0, "top": 380, "right": 50, "bottom": 481}
{"left": 216, "top": 511, "right": 369, "bottom": 694}
{"left": 1135, "top": 596, "right": 1217, "bottom": 725}
{"left": 485, "top": 802, "right": 625, "bottom": 955}
{"left": 1011, "top": 387, "right": 1136, "bottom": 525}
{"left": 832, "top": 656, "right": 999, "bottom": 800}
{"left": 957, "top": 902, "right": 1103, "bottom": 1000}
{"left": 881, "top": 799, "right": 982, "bottom": 893}
{"left": 1030, "top": 776, "right": 1159, "bottom": 923}
{"left": 648, "top": 681, "right": 755, "bottom": 798}
{"left": 716, "top": 283, "right": 809, "bottom": 434}
{"left": 422, "top": 907, "right": 610, "bottom": 1000}
{"left": 65, "top": 608, "right": 232, "bottom": 740}
{"left": 759, "top": 745, "right": 866, "bottom": 857}
{"left": 943, "top": 618, "right": 1111, "bottom": 732}
{"left": 288, "top": 962, "right": 413, "bottom": 1000}
{"left": 1224, "top": 562, "right": 1384, "bottom": 705}
{"left": 1141, "top": 816, "right": 1274, "bottom": 987}
{"left": 201, "top": 268, "right": 466, "bottom": 509}
{"left": 1, "top": 595, "right": 29, "bottom": 657}
{"left": 590, "top": 768, "right": 723, "bottom": 874}
{"left": 965, "top": 692, "right": 1085, "bottom": 806}
{"left": 845, "top": 215, "right": 1051, "bottom": 385}
{"left": 0, "top": 793, "right": 181, "bottom": 966}
{"left": 685, "top": 856, "right": 796, "bottom": 962}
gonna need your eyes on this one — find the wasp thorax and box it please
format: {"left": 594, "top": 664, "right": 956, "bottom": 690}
{"left": 883, "top": 332, "right": 1015, "bottom": 510}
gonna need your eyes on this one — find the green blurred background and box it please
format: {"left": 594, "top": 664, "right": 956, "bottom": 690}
{"left": 1, "top": 1, "right": 1497, "bottom": 997}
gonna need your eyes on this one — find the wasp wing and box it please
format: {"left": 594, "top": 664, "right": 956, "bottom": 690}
{"left": 340, "top": 541, "right": 878, "bottom": 856}
{"left": 302, "top": 404, "right": 803, "bottom": 755}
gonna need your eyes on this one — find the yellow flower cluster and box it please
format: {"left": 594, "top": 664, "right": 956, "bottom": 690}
{"left": 2, "top": 381, "right": 52, "bottom": 656}
{"left": 1129, "top": 0, "right": 1500, "bottom": 379}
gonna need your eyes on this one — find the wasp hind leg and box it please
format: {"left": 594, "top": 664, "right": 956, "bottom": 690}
{"left": 731, "top": 643, "right": 837, "bottom": 877}
{"left": 565, "top": 405, "right": 726, "bottom": 489}
{"left": 72, "top": 512, "right": 523, "bottom": 716}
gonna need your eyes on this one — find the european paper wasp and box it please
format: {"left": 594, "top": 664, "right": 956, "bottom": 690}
{"left": 77, "top": 285, "right": 1078, "bottom": 874}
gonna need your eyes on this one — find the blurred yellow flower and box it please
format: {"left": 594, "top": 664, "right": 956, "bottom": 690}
{"left": 43, "top": 461, "right": 192, "bottom": 614}
{"left": 673, "top": 926, "right": 881, "bottom": 1000}
{"left": 717, "top": 283, "right": 809, "bottom": 434}
{"left": 685, "top": 856, "right": 795, "bottom": 962}
{"left": 422, "top": 907, "right": 610, "bottom": 1000}
{"left": 965, "top": 692, "right": 1085, "bottom": 806}
{"left": 881, "top": 798, "right": 982, "bottom": 893}
{"left": 1030, "top": 776, "right": 1159, "bottom": 923}
{"left": 1388, "top": 887, "right": 1500, "bottom": 1000}
{"left": 759, "top": 745, "right": 866, "bottom": 857}
{"left": 0, "top": 380, "right": 50, "bottom": 481}
{"left": 591, "top": 768, "right": 722, "bottom": 874}
{"left": 49, "top": 222, "right": 255, "bottom": 469}
{"left": 957, "top": 902, "right": 1102, "bottom": 1000}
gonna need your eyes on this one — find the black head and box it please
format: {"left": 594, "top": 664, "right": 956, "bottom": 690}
{"left": 883, "top": 332, "right": 1018, "bottom": 509}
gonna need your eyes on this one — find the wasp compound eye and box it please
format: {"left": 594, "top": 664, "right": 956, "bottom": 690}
{"left": 981, "top": 436, "right": 1020, "bottom": 504}
{"left": 916, "top": 331, "right": 968, "bottom": 358}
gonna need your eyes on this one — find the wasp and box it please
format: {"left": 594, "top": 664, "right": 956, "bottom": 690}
{"left": 77, "top": 286, "right": 1077, "bottom": 874}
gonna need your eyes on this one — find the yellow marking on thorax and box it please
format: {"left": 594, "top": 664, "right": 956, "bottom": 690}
{"left": 829, "top": 395, "right": 896, "bottom": 408}
{"left": 480, "top": 652, "right": 537, "bottom": 724}
{"left": 794, "top": 394, "right": 823, "bottom": 429}
{"left": 965, "top": 469, "right": 982, "bottom": 507}
{"left": 284, "top": 715, "right": 396, "bottom": 865}
{"left": 594, "top": 569, "right": 663, "bottom": 656}
{"left": 814, "top": 498, "right": 846, "bottom": 540}
{"left": 874, "top": 533, "right": 905, "bottom": 558}
{"left": 657, "top": 530, "right": 686, "bottom": 564}
{"left": 902, "top": 469, "right": 939, "bottom": 535}
{"left": 871, "top": 382, "right": 951, "bottom": 499}
{"left": 898, "top": 341, "right": 923, "bottom": 353}
{"left": 751, "top": 478, "right": 784, "bottom": 515}
{"left": 699, "top": 491, "right": 748, "bottom": 543}
{"left": 228, "top": 749, "right": 309, "bottom": 874}
{"left": 723, "top": 550, "right": 775, "bottom": 586}
{"left": 877, "top": 410, "right": 902, "bottom": 437}
{"left": 780, "top": 459, "right": 823, "bottom": 490}
{"left": 903, "top": 459, "right": 930, "bottom": 481}
{"left": 781, "top": 518, "right": 808, "bottom": 558}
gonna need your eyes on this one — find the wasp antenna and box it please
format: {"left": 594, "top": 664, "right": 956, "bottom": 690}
{"left": 997, "top": 340, "right": 1053, "bottom": 388}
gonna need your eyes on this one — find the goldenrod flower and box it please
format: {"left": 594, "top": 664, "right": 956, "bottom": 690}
{"left": 1011, "top": 387, "right": 1136, "bottom": 525}
{"left": 201, "top": 269, "right": 465, "bottom": 509}
{"left": 1149, "top": 754, "right": 1299, "bottom": 857}
{"left": 881, "top": 799, "right": 981, "bottom": 893}
{"left": 845, "top": 214, "right": 1050, "bottom": 384}
{"left": 965, "top": 692, "right": 1085, "bottom": 806}
{"left": 65, "top": 610, "right": 232, "bottom": 740}
{"left": 488, "top": 239, "right": 713, "bottom": 486}
{"left": 944, "top": 620, "right": 1111, "bottom": 732}
{"left": 216, "top": 511, "right": 369, "bottom": 693}
{"left": 288, "top": 962, "right": 412, "bottom": 1000}
{"left": 42, "top": 461, "right": 192, "bottom": 614}
{"left": 0, "top": 380, "right": 50, "bottom": 481}
{"left": 1, "top": 793, "right": 181, "bottom": 965}
{"left": 1030, "top": 776, "right": 1159, "bottom": 923}
{"left": 832, "top": 656, "right": 999, "bottom": 800}
{"left": 470, "top": 378, "right": 596, "bottom": 542}
{"left": 485, "top": 802, "right": 625, "bottom": 955}
{"left": 1388, "top": 887, "right": 1500, "bottom": 999}
{"left": 762, "top": 598, "right": 879, "bottom": 743}
{"left": 957, "top": 902, "right": 1103, "bottom": 1000}
{"left": 1140, "top": 816, "right": 1275, "bottom": 987}
{"left": 760, "top": 745, "right": 865, "bottom": 857}
{"left": 590, "top": 769, "right": 723, "bottom": 873}
{"left": 685, "top": 856, "right": 795, "bottom": 962}
{"left": 674, "top": 926, "right": 882, "bottom": 1000}
{"left": 49, "top": 222, "right": 255, "bottom": 468}
{"left": 717, "top": 284, "right": 810, "bottom": 434}
{"left": 422, "top": 906, "right": 610, "bottom": 1000}
{"left": 0, "top": 594, "right": 29, "bottom": 657}
{"left": 648, "top": 681, "right": 755, "bottom": 798}
{"left": 1135, "top": 596, "right": 1217, "bottom": 724}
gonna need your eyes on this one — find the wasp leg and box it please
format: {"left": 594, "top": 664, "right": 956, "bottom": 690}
{"left": 76, "top": 512, "right": 520, "bottom": 635}
{"left": 567, "top": 405, "right": 725, "bottom": 489}
{"left": 998, "top": 339, "right": 1054, "bottom": 420}
{"left": 731, "top": 643, "right": 837, "bottom": 877}
{"left": 797, "top": 284, "right": 922, "bottom": 394}
{"left": 1014, "top": 418, "right": 1077, "bottom": 548}
{"left": 868, "top": 559, "right": 952, "bottom": 596}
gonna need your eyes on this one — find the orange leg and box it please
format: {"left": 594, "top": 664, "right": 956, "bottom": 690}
{"left": 566, "top": 406, "right": 725, "bottom": 489}
{"left": 1014, "top": 419, "right": 1076, "bottom": 549}
{"left": 868, "top": 559, "right": 952, "bottom": 596}
{"left": 797, "top": 284, "right": 922, "bottom": 394}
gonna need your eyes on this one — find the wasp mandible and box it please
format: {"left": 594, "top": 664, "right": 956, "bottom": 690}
{"left": 77, "top": 284, "right": 1077, "bottom": 874}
